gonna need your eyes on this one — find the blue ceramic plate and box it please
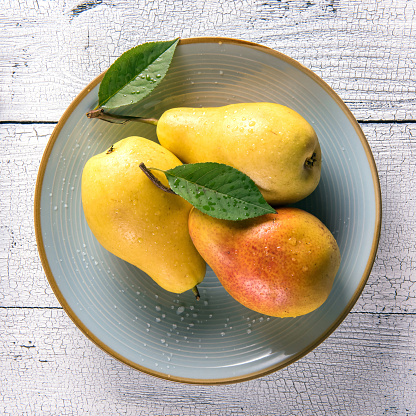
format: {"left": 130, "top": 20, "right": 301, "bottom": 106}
{"left": 35, "top": 38, "right": 381, "bottom": 384}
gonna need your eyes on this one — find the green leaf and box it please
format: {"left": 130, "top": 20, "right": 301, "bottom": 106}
{"left": 98, "top": 38, "right": 179, "bottom": 109}
{"left": 163, "top": 162, "right": 276, "bottom": 221}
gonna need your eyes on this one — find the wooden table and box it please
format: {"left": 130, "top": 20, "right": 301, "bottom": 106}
{"left": 1, "top": 1, "right": 415, "bottom": 414}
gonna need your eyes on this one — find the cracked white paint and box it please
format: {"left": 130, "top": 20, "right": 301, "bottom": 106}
{"left": 1, "top": 0, "right": 415, "bottom": 121}
{"left": 1, "top": 0, "right": 416, "bottom": 414}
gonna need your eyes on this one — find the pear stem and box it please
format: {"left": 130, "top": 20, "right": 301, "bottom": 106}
{"left": 192, "top": 286, "right": 201, "bottom": 301}
{"left": 86, "top": 108, "right": 158, "bottom": 126}
{"left": 139, "top": 163, "right": 176, "bottom": 194}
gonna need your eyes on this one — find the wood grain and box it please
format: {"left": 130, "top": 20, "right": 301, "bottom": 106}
{"left": 1, "top": 122, "right": 415, "bottom": 413}
{"left": 0, "top": 124, "right": 60, "bottom": 308}
{"left": 0, "top": 308, "right": 414, "bottom": 415}
{"left": 1, "top": 0, "right": 415, "bottom": 122}
{"left": 2, "top": 123, "right": 414, "bottom": 312}
{"left": 2, "top": 0, "right": 416, "bottom": 414}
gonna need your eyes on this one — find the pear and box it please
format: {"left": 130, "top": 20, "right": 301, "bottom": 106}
{"left": 188, "top": 207, "right": 340, "bottom": 317}
{"left": 81, "top": 136, "right": 206, "bottom": 295}
{"left": 156, "top": 102, "right": 321, "bottom": 205}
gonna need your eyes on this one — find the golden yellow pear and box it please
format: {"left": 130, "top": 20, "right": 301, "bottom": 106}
{"left": 156, "top": 102, "right": 321, "bottom": 205}
{"left": 81, "top": 136, "right": 206, "bottom": 295}
{"left": 188, "top": 207, "right": 340, "bottom": 317}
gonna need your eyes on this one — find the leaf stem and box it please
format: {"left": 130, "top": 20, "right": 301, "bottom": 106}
{"left": 139, "top": 163, "right": 176, "bottom": 194}
{"left": 86, "top": 108, "right": 158, "bottom": 126}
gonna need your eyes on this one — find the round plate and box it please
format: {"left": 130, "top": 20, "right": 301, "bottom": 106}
{"left": 34, "top": 38, "right": 381, "bottom": 384}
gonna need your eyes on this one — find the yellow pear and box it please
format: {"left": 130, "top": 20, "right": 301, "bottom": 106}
{"left": 81, "top": 136, "right": 206, "bottom": 294}
{"left": 188, "top": 207, "right": 340, "bottom": 317}
{"left": 156, "top": 102, "right": 321, "bottom": 205}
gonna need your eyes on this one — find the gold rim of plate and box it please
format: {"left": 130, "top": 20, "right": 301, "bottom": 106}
{"left": 34, "top": 37, "right": 382, "bottom": 385}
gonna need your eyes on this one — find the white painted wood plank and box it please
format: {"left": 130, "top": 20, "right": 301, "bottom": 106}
{"left": 2, "top": 123, "right": 414, "bottom": 314}
{"left": 0, "top": 124, "right": 61, "bottom": 308}
{"left": 1, "top": 307, "right": 414, "bottom": 415}
{"left": 353, "top": 122, "right": 416, "bottom": 314}
{"left": 1, "top": 0, "right": 415, "bottom": 122}
{"left": 2, "top": 1, "right": 414, "bottom": 414}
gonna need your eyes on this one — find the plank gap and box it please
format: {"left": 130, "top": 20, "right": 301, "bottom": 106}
{"left": 1, "top": 119, "right": 416, "bottom": 125}
{"left": 1, "top": 306, "right": 415, "bottom": 316}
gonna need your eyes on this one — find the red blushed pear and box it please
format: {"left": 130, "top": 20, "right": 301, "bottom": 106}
{"left": 188, "top": 207, "right": 341, "bottom": 318}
